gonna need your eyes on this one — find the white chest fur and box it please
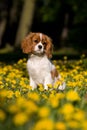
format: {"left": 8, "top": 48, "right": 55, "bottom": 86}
{"left": 27, "top": 55, "right": 54, "bottom": 84}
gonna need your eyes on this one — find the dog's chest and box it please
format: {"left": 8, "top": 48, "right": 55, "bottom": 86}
{"left": 27, "top": 56, "right": 51, "bottom": 77}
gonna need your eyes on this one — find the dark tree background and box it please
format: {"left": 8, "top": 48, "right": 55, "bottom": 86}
{"left": 0, "top": 0, "right": 87, "bottom": 53}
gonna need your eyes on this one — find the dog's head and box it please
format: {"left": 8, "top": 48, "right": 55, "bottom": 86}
{"left": 21, "top": 32, "right": 53, "bottom": 58}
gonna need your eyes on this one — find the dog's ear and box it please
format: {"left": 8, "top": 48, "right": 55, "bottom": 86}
{"left": 21, "top": 32, "right": 34, "bottom": 54}
{"left": 45, "top": 35, "right": 53, "bottom": 58}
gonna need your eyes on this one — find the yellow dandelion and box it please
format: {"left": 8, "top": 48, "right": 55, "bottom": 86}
{"left": 20, "top": 80, "right": 25, "bottom": 86}
{"left": 0, "top": 81, "right": 3, "bottom": 85}
{"left": 47, "top": 84, "right": 52, "bottom": 89}
{"left": 16, "top": 97, "right": 26, "bottom": 107}
{"left": 42, "top": 93, "right": 48, "bottom": 100}
{"left": 27, "top": 92, "right": 40, "bottom": 102}
{"left": 7, "top": 90, "right": 14, "bottom": 99}
{"left": 0, "top": 85, "right": 4, "bottom": 89}
{"left": 8, "top": 72, "right": 15, "bottom": 78}
{"left": 60, "top": 103, "right": 75, "bottom": 120}
{"left": 0, "top": 89, "right": 8, "bottom": 98}
{"left": 64, "top": 56, "right": 67, "bottom": 60}
{"left": 55, "top": 122, "right": 66, "bottom": 130}
{"left": 11, "top": 80, "right": 16, "bottom": 85}
{"left": 24, "top": 85, "right": 32, "bottom": 89}
{"left": 24, "top": 100, "right": 38, "bottom": 114}
{"left": 0, "top": 76, "right": 3, "bottom": 80}
{"left": 61, "top": 103, "right": 74, "bottom": 115}
{"left": 67, "top": 121, "right": 80, "bottom": 129}
{"left": 81, "top": 54, "right": 85, "bottom": 59}
{"left": 56, "top": 93, "right": 65, "bottom": 100}
{"left": 17, "top": 59, "right": 23, "bottom": 64}
{"left": 8, "top": 105, "right": 19, "bottom": 114}
{"left": 28, "top": 85, "right": 32, "bottom": 90}
{"left": 13, "top": 112, "right": 28, "bottom": 126}
{"left": 54, "top": 80, "right": 62, "bottom": 89}
{"left": 49, "top": 94, "right": 59, "bottom": 108}
{"left": 74, "top": 110, "right": 85, "bottom": 121}
{"left": 11, "top": 84, "right": 16, "bottom": 89}
{"left": 14, "top": 91, "right": 21, "bottom": 98}
{"left": 38, "top": 84, "right": 44, "bottom": 91}
{"left": 33, "top": 119, "right": 54, "bottom": 130}
{"left": 66, "top": 90, "right": 80, "bottom": 102}
{"left": 56, "top": 65, "right": 60, "bottom": 69}
{"left": 38, "top": 107, "right": 50, "bottom": 118}
{"left": 82, "top": 120, "right": 87, "bottom": 130}
{"left": 16, "top": 97, "right": 38, "bottom": 114}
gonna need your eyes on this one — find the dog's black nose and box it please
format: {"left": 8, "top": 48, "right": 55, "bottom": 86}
{"left": 38, "top": 45, "right": 42, "bottom": 49}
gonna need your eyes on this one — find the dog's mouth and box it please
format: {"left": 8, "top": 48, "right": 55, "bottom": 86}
{"left": 33, "top": 49, "right": 45, "bottom": 56}
{"left": 35, "top": 49, "right": 44, "bottom": 53}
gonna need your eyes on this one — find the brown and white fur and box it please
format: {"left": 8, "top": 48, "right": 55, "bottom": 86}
{"left": 21, "top": 32, "right": 65, "bottom": 90}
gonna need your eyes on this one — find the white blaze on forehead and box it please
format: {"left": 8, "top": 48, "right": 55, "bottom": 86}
{"left": 40, "top": 33, "right": 42, "bottom": 40}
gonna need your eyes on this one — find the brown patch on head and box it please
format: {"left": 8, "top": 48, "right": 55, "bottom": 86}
{"left": 43, "top": 34, "right": 53, "bottom": 58}
{"left": 21, "top": 32, "right": 53, "bottom": 57}
{"left": 21, "top": 32, "right": 35, "bottom": 54}
{"left": 51, "top": 69, "right": 58, "bottom": 79}
{"left": 21, "top": 32, "right": 42, "bottom": 54}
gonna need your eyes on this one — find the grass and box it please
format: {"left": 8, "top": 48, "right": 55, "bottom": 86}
{"left": 0, "top": 47, "right": 81, "bottom": 63}
{"left": 0, "top": 53, "right": 87, "bottom": 130}
{"left": 54, "top": 47, "right": 79, "bottom": 55}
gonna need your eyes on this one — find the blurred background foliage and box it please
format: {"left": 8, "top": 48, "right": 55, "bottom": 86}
{"left": 0, "top": 0, "right": 87, "bottom": 56}
{"left": 36, "top": 0, "right": 87, "bottom": 24}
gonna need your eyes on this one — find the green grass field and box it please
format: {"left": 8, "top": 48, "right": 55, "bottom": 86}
{"left": 0, "top": 54, "right": 87, "bottom": 130}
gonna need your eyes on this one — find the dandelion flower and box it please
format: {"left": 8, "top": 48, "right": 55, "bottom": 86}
{"left": 66, "top": 90, "right": 80, "bottom": 102}
{"left": 38, "top": 107, "right": 50, "bottom": 118}
{"left": 33, "top": 119, "right": 54, "bottom": 130}
{"left": 13, "top": 112, "right": 28, "bottom": 126}
{"left": 55, "top": 122, "right": 66, "bottom": 130}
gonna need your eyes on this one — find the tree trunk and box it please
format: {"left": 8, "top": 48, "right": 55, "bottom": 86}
{"left": 15, "top": 0, "right": 36, "bottom": 47}
{"left": 0, "top": 19, "right": 6, "bottom": 46}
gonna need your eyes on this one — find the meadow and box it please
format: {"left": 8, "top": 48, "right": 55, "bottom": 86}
{"left": 0, "top": 54, "right": 87, "bottom": 130}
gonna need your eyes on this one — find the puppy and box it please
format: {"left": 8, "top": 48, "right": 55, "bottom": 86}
{"left": 21, "top": 32, "right": 65, "bottom": 90}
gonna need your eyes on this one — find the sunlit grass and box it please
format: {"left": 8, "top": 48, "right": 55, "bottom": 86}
{"left": 0, "top": 55, "right": 87, "bottom": 130}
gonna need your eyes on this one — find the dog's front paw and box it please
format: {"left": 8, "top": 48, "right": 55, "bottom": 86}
{"left": 58, "top": 82, "right": 66, "bottom": 90}
{"left": 44, "top": 85, "right": 48, "bottom": 90}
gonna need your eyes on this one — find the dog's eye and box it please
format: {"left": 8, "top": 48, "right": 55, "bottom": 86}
{"left": 33, "top": 39, "right": 38, "bottom": 43}
{"left": 43, "top": 42, "right": 47, "bottom": 45}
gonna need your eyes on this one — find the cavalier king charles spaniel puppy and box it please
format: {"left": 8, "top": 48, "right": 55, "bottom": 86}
{"left": 21, "top": 32, "right": 65, "bottom": 90}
